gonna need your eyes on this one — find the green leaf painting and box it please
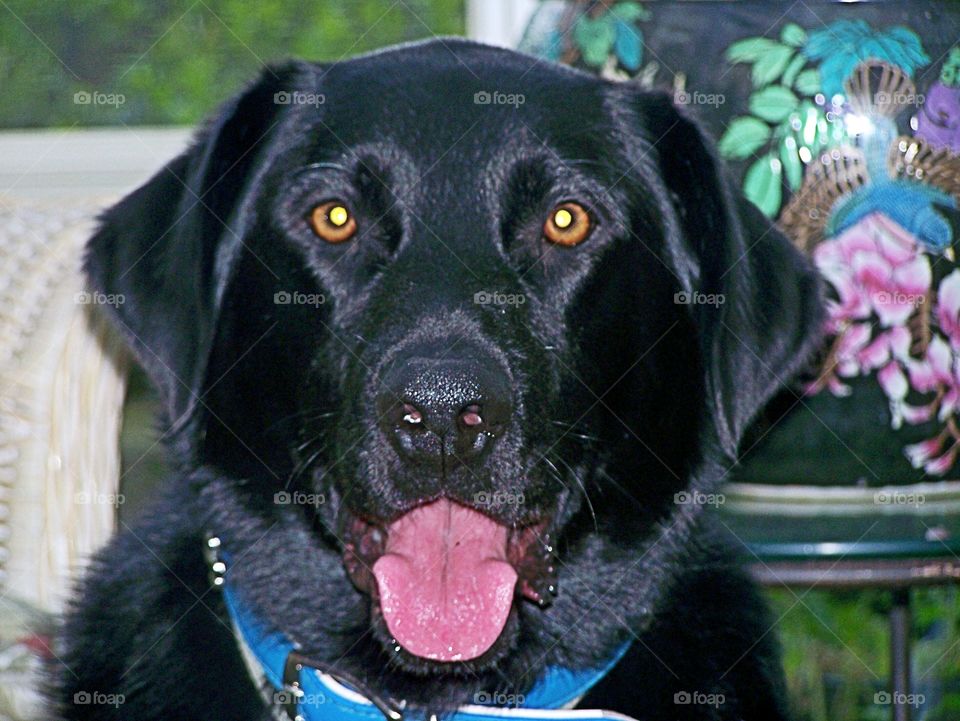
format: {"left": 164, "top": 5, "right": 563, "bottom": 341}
{"left": 609, "top": 1, "right": 650, "bottom": 23}
{"left": 574, "top": 16, "right": 617, "bottom": 67}
{"left": 780, "top": 136, "right": 804, "bottom": 191}
{"left": 718, "top": 117, "right": 771, "bottom": 159}
{"left": 744, "top": 155, "right": 783, "bottom": 217}
{"left": 726, "top": 37, "right": 782, "bottom": 64}
{"left": 749, "top": 85, "right": 799, "bottom": 122}
{"left": 750, "top": 44, "right": 795, "bottom": 87}
{"left": 572, "top": 2, "right": 650, "bottom": 70}
{"left": 779, "top": 22, "right": 807, "bottom": 48}
{"left": 794, "top": 69, "right": 821, "bottom": 96}
{"left": 719, "top": 21, "right": 872, "bottom": 217}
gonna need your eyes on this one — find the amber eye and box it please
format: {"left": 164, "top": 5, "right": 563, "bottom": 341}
{"left": 543, "top": 202, "right": 591, "bottom": 246}
{"left": 309, "top": 200, "right": 356, "bottom": 243}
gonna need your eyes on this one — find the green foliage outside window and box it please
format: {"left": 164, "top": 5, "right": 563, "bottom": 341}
{"left": 0, "top": 0, "right": 464, "bottom": 128}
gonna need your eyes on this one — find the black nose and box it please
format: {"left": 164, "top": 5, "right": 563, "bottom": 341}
{"left": 377, "top": 344, "right": 513, "bottom": 469}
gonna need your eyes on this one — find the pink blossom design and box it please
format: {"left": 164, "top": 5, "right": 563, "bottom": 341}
{"left": 808, "top": 212, "right": 960, "bottom": 475}
{"left": 936, "top": 269, "right": 960, "bottom": 348}
{"left": 813, "top": 213, "right": 930, "bottom": 328}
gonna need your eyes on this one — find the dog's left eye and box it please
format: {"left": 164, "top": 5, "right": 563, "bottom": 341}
{"left": 543, "top": 202, "right": 591, "bottom": 247}
{"left": 309, "top": 200, "right": 357, "bottom": 243}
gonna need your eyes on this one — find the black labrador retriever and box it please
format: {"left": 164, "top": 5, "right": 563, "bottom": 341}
{"left": 56, "top": 39, "right": 823, "bottom": 721}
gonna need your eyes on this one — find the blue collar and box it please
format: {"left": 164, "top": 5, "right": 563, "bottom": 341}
{"left": 214, "top": 548, "right": 633, "bottom": 721}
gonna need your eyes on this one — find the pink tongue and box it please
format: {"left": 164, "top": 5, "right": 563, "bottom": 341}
{"left": 372, "top": 499, "right": 517, "bottom": 662}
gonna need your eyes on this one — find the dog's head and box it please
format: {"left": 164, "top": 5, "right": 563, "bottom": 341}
{"left": 88, "top": 39, "right": 821, "bottom": 700}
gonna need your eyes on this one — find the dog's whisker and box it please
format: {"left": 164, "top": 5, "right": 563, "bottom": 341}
{"left": 548, "top": 452, "right": 599, "bottom": 533}
{"left": 286, "top": 442, "right": 328, "bottom": 491}
{"left": 549, "top": 419, "right": 602, "bottom": 444}
{"left": 293, "top": 435, "right": 324, "bottom": 455}
{"left": 264, "top": 408, "right": 336, "bottom": 433}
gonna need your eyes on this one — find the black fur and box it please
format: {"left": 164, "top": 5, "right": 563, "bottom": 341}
{"left": 54, "top": 40, "right": 823, "bottom": 721}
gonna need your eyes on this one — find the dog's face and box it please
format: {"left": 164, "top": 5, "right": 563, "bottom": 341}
{"left": 88, "top": 40, "right": 821, "bottom": 703}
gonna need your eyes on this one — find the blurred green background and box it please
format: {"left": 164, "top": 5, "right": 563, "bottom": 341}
{"left": 3, "top": 1, "right": 957, "bottom": 719}
{"left": 0, "top": 0, "right": 464, "bottom": 128}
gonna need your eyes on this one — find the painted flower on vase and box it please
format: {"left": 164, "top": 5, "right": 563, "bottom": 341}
{"left": 804, "top": 20, "right": 930, "bottom": 99}
{"left": 916, "top": 46, "right": 960, "bottom": 153}
{"left": 813, "top": 212, "right": 930, "bottom": 331}
{"left": 811, "top": 212, "right": 960, "bottom": 475}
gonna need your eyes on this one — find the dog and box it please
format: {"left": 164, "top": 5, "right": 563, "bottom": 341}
{"left": 55, "top": 39, "right": 823, "bottom": 721}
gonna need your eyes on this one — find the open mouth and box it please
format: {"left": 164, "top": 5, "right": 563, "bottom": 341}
{"left": 342, "top": 498, "right": 556, "bottom": 662}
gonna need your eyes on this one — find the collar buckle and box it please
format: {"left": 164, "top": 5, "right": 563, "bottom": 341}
{"left": 282, "top": 651, "right": 404, "bottom": 721}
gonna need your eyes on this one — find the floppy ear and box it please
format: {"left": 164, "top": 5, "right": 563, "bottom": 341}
{"left": 85, "top": 63, "right": 304, "bottom": 447}
{"left": 637, "top": 92, "right": 825, "bottom": 458}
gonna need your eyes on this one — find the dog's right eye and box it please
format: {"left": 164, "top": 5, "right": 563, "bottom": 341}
{"left": 543, "top": 202, "right": 591, "bottom": 247}
{"left": 309, "top": 200, "right": 357, "bottom": 243}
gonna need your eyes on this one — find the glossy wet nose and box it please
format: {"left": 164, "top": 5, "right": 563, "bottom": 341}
{"left": 377, "top": 351, "right": 512, "bottom": 468}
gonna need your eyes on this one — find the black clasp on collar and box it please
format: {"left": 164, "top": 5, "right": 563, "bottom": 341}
{"left": 281, "top": 650, "right": 403, "bottom": 721}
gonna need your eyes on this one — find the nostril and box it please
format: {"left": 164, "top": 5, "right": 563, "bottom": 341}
{"left": 401, "top": 403, "right": 423, "bottom": 426}
{"left": 459, "top": 404, "right": 483, "bottom": 429}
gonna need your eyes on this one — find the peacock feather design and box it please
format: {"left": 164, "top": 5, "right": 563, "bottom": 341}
{"left": 780, "top": 60, "right": 959, "bottom": 258}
